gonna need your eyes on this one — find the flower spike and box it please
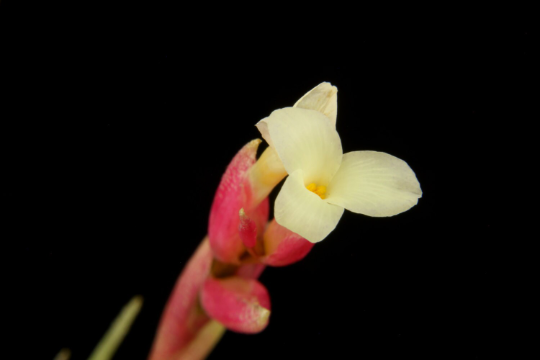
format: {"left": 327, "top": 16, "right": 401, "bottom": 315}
{"left": 149, "top": 82, "right": 422, "bottom": 360}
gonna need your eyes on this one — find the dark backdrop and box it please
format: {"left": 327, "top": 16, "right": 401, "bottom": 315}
{"left": 2, "top": 8, "right": 531, "bottom": 360}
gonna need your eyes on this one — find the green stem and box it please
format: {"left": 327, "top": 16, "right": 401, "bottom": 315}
{"left": 87, "top": 296, "right": 143, "bottom": 360}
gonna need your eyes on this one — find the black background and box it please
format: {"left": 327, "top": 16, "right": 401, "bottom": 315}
{"left": 1, "top": 6, "right": 532, "bottom": 360}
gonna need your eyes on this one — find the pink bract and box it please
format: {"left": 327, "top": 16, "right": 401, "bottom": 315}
{"left": 208, "top": 139, "right": 269, "bottom": 264}
{"left": 201, "top": 276, "right": 271, "bottom": 334}
{"left": 263, "top": 219, "right": 314, "bottom": 267}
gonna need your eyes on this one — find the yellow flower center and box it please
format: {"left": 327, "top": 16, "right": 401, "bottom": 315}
{"left": 306, "top": 183, "right": 326, "bottom": 199}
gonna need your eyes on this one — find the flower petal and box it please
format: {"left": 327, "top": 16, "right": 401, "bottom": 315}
{"left": 326, "top": 151, "right": 422, "bottom": 217}
{"left": 275, "top": 169, "right": 344, "bottom": 243}
{"left": 257, "top": 107, "right": 342, "bottom": 184}
{"left": 293, "top": 82, "right": 338, "bottom": 125}
{"left": 255, "top": 120, "right": 273, "bottom": 148}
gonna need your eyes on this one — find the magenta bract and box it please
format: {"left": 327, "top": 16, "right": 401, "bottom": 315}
{"left": 208, "top": 140, "right": 269, "bottom": 264}
{"left": 263, "top": 219, "right": 314, "bottom": 267}
{"left": 238, "top": 209, "right": 258, "bottom": 249}
{"left": 201, "top": 276, "right": 271, "bottom": 334}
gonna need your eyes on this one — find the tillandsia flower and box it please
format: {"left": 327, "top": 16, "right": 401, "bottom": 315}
{"left": 256, "top": 82, "right": 422, "bottom": 243}
{"left": 149, "top": 82, "right": 422, "bottom": 360}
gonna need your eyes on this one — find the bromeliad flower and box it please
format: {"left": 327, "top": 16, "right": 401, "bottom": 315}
{"left": 256, "top": 83, "right": 422, "bottom": 243}
{"left": 148, "top": 82, "right": 422, "bottom": 360}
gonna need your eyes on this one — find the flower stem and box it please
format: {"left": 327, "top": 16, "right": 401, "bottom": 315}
{"left": 148, "top": 237, "right": 220, "bottom": 360}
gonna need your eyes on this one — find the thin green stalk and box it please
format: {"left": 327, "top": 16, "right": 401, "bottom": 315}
{"left": 87, "top": 295, "right": 143, "bottom": 360}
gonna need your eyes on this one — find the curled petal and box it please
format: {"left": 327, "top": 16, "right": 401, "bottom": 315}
{"left": 256, "top": 82, "right": 337, "bottom": 147}
{"left": 201, "top": 276, "right": 271, "bottom": 334}
{"left": 293, "top": 82, "right": 338, "bottom": 125}
{"left": 275, "top": 169, "right": 344, "bottom": 243}
{"left": 263, "top": 219, "right": 314, "bottom": 267}
{"left": 254, "top": 120, "right": 273, "bottom": 149}
{"left": 208, "top": 139, "right": 268, "bottom": 263}
{"left": 326, "top": 151, "right": 422, "bottom": 217}
{"left": 257, "top": 107, "right": 342, "bottom": 185}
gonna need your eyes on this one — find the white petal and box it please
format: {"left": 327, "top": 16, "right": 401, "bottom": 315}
{"left": 326, "top": 151, "right": 422, "bottom": 217}
{"left": 293, "top": 82, "right": 338, "bottom": 125}
{"left": 255, "top": 120, "right": 274, "bottom": 148}
{"left": 257, "top": 107, "right": 342, "bottom": 185}
{"left": 275, "top": 170, "right": 344, "bottom": 243}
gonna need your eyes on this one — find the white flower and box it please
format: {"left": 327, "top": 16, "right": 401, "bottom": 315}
{"left": 256, "top": 83, "right": 422, "bottom": 243}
